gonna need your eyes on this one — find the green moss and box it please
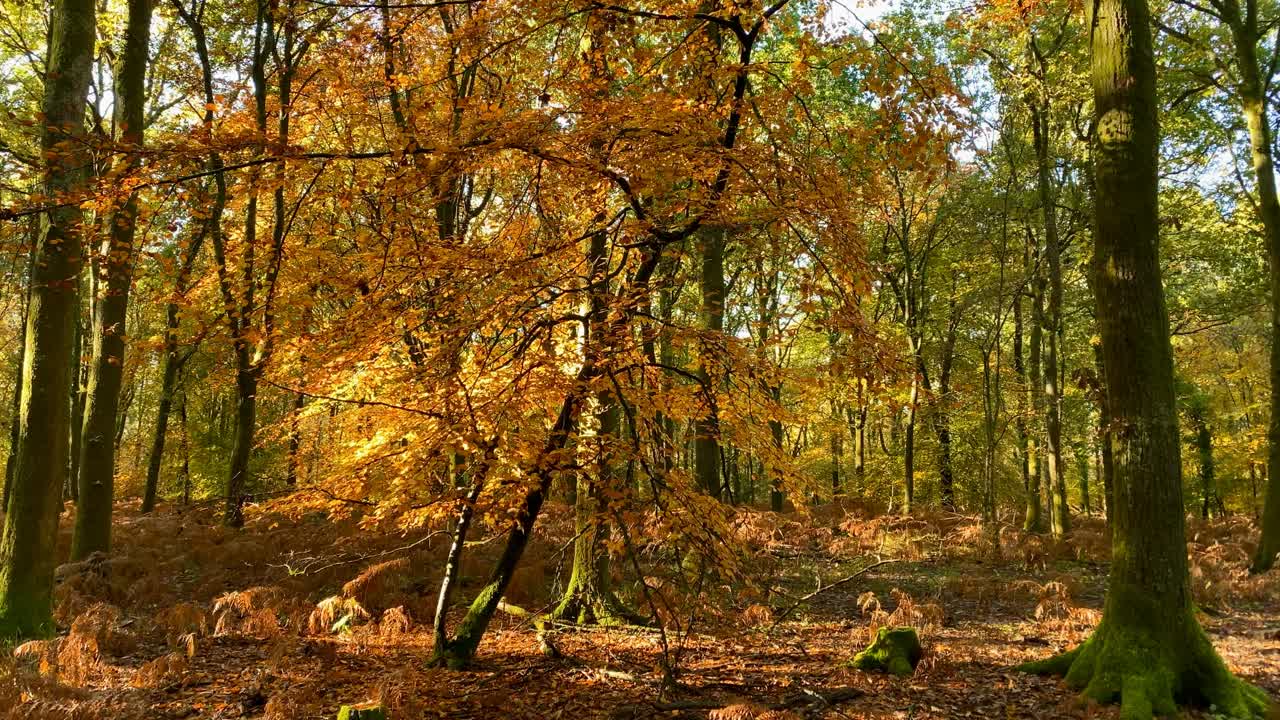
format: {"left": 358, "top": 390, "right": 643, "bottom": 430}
{"left": 1018, "top": 591, "right": 1274, "bottom": 720}
{"left": 849, "top": 626, "right": 923, "bottom": 677}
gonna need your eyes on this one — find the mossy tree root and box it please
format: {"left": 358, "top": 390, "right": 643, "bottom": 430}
{"left": 548, "top": 586, "right": 647, "bottom": 627}
{"left": 1019, "top": 618, "right": 1272, "bottom": 720}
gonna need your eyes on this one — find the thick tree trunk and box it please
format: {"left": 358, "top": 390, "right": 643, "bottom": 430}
{"left": 0, "top": 0, "right": 95, "bottom": 638}
{"left": 1021, "top": 0, "right": 1271, "bottom": 713}
{"left": 71, "top": 0, "right": 151, "bottom": 557}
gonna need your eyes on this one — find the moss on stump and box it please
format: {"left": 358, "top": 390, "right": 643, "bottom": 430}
{"left": 850, "top": 626, "right": 923, "bottom": 677}
{"left": 336, "top": 704, "right": 386, "bottom": 720}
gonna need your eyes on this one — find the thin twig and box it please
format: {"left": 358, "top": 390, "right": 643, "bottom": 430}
{"left": 769, "top": 558, "right": 902, "bottom": 629}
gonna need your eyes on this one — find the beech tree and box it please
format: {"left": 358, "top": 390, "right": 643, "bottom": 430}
{"left": 0, "top": 0, "right": 95, "bottom": 637}
{"left": 1019, "top": 0, "right": 1271, "bottom": 713}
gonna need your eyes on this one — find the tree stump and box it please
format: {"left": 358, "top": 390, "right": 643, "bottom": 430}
{"left": 850, "top": 626, "right": 922, "bottom": 677}
{"left": 337, "top": 704, "right": 386, "bottom": 720}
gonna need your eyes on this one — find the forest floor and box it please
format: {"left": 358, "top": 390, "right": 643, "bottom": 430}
{"left": 1, "top": 498, "right": 1277, "bottom": 720}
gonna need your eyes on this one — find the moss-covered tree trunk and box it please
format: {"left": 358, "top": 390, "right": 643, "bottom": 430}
{"left": 71, "top": 0, "right": 152, "bottom": 558}
{"left": 1021, "top": 0, "right": 1273, "bottom": 713}
{"left": 0, "top": 0, "right": 95, "bottom": 638}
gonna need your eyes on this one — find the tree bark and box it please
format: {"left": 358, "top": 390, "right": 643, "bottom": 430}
{"left": 72, "top": 0, "right": 152, "bottom": 557}
{"left": 1021, "top": 0, "right": 1271, "bottom": 713}
{"left": 0, "top": 0, "right": 95, "bottom": 638}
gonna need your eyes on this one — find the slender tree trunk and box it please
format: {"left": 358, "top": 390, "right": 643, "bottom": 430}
{"left": 432, "top": 451, "right": 488, "bottom": 655}
{"left": 1015, "top": 283, "right": 1039, "bottom": 530}
{"left": 1024, "top": 235, "right": 1044, "bottom": 527}
{"left": 2, "top": 346, "right": 21, "bottom": 509}
{"left": 71, "top": 0, "right": 151, "bottom": 556}
{"left": 143, "top": 221, "right": 207, "bottom": 512}
{"left": 830, "top": 420, "right": 842, "bottom": 499}
{"left": 0, "top": 0, "right": 95, "bottom": 637}
{"left": 695, "top": 226, "right": 725, "bottom": 499}
{"left": 904, "top": 370, "right": 917, "bottom": 514}
{"left": 1189, "top": 406, "right": 1219, "bottom": 519}
{"left": 935, "top": 285, "right": 959, "bottom": 511}
{"left": 1032, "top": 105, "right": 1070, "bottom": 537}
{"left": 179, "top": 393, "right": 191, "bottom": 505}
{"left": 769, "top": 387, "right": 784, "bottom": 512}
{"left": 1229, "top": 8, "right": 1280, "bottom": 573}
{"left": 67, "top": 305, "right": 83, "bottom": 502}
{"left": 1021, "top": 1, "right": 1270, "bottom": 713}
{"left": 3, "top": 225, "right": 36, "bottom": 509}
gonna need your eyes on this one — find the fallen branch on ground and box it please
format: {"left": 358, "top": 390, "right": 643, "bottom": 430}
{"left": 768, "top": 558, "right": 903, "bottom": 630}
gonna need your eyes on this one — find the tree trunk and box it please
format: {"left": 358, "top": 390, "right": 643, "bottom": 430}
{"left": 769, "top": 388, "right": 784, "bottom": 512}
{"left": 1032, "top": 103, "right": 1070, "bottom": 538}
{"left": 225, "top": 366, "right": 257, "bottom": 527}
{"left": 67, "top": 306, "right": 84, "bottom": 503}
{"left": 1015, "top": 281, "right": 1039, "bottom": 530}
{"left": 1227, "top": 4, "right": 1280, "bottom": 573}
{"left": 143, "top": 206, "right": 209, "bottom": 513}
{"left": 1189, "top": 406, "right": 1218, "bottom": 519}
{"left": 1028, "top": 235, "right": 1047, "bottom": 530}
{"left": 695, "top": 226, "right": 725, "bottom": 499}
{"left": 3, "top": 225, "right": 36, "bottom": 509}
{"left": 904, "top": 372, "right": 917, "bottom": 514}
{"left": 935, "top": 283, "right": 959, "bottom": 511}
{"left": 0, "top": 0, "right": 95, "bottom": 638}
{"left": 1021, "top": 0, "right": 1271, "bottom": 713}
{"left": 71, "top": 0, "right": 152, "bottom": 557}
